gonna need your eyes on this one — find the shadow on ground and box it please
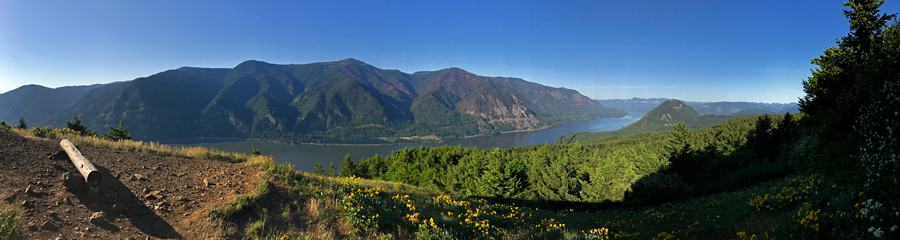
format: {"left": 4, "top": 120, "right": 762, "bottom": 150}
{"left": 68, "top": 164, "right": 182, "bottom": 239}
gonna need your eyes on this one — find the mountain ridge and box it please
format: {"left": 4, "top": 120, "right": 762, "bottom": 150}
{"left": 596, "top": 97, "right": 800, "bottom": 115}
{"left": 2, "top": 59, "right": 625, "bottom": 142}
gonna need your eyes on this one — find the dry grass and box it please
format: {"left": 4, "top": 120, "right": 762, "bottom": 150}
{"left": 11, "top": 128, "right": 274, "bottom": 165}
{"left": 0, "top": 200, "right": 20, "bottom": 240}
{"left": 306, "top": 197, "right": 321, "bottom": 219}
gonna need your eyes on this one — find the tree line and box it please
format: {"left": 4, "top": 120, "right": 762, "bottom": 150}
{"left": 327, "top": 113, "right": 798, "bottom": 207}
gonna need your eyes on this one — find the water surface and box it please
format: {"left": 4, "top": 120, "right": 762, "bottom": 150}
{"left": 170, "top": 111, "right": 644, "bottom": 172}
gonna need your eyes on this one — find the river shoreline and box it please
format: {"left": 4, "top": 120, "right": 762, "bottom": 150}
{"left": 159, "top": 120, "right": 567, "bottom": 147}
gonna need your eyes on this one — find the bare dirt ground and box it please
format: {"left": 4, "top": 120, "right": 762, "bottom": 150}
{"left": 0, "top": 130, "right": 260, "bottom": 239}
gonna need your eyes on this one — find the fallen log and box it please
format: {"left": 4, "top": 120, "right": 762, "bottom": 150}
{"left": 60, "top": 139, "right": 101, "bottom": 187}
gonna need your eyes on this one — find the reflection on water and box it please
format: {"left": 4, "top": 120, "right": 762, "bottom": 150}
{"left": 170, "top": 111, "right": 644, "bottom": 172}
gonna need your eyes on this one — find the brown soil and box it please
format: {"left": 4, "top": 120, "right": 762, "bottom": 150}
{"left": 0, "top": 130, "right": 260, "bottom": 239}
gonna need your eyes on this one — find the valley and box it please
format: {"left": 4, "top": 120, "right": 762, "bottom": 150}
{"left": 2, "top": 1, "right": 898, "bottom": 239}
{"left": 168, "top": 111, "right": 645, "bottom": 173}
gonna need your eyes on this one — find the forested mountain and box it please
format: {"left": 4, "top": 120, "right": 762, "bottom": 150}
{"left": 2, "top": 59, "right": 624, "bottom": 142}
{"left": 596, "top": 97, "right": 799, "bottom": 115}
{"left": 556, "top": 99, "right": 736, "bottom": 143}
{"left": 0, "top": 84, "right": 102, "bottom": 125}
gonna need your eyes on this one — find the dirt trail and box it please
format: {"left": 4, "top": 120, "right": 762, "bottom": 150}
{"left": 0, "top": 130, "right": 259, "bottom": 239}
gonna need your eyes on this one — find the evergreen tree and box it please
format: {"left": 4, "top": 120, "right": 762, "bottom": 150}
{"left": 250, "top": 146, "right": 261, "bottom": 156}
{"left": 313, "top": 162, "right": 323, "bottom": 175}
{"left": 526, "top": 144, "right": 583, "bottom": 201}
{"left": 66, "top": 116, "right": 94, "bottom": 136}
{"left": 747, "top": 114, "right": 774, "bottom": 159}
{"left": 17, "top": 117, "right": 26, "bottom": 130}
{"left": 579, "top": 147, "right": 638, "bottom": 202}
{"left": 102, "top": 122, "right": 132, "bottom": 141}
{"left": 798, "top": 0, "right": 896, "bottom": 180}
{"left": 667, "top": 122, "right": 692, "bottom": 156}
{"left": 339, "top": 154, "right": 357, "bottom": 177}
{"left": 328, "top": 162, "right": 336, "bottom": 176}
{"left": 474, "top": 149, "right": 523, "bottom": 198}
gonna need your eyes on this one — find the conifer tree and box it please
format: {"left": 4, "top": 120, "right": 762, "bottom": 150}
{"left": 102, "top": 122, "right": 132, "bottom": 141}
{"left": 339, "top": 154, "right": 357, "bottom": 177}
{"left": 17, "top": 117, "right": 26, "bottom": 130}
{"left": 313, "top": 162, "right": 323, "bottom": 175}
{"left": 798, "top": 0, "right": 895, "bottom": 179}
{"left": 66, "top": 116, "right": 94, "bottom": 136}
{"left": 328, "top": 162, "right": 336, "bottom": 176}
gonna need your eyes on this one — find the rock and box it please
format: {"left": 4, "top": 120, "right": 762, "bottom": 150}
{"left": 24, "top": 186, "right": 37, "bottom": 196}
{"left": 62, "top": 172, "right": 84, "bottom": 188}
{"left": 132, "top": 174, "right": 146, "bottom": 181}
{"left": 89, "top": 211, "right": 106, "bottom": 225}
{"left": 27, "top": 224, "right": 38, "bottom": 231}
{"left": 21, "top": 200, "right": 32, "bottom": 208}
{"left": 173, "top": 196, "right": 188, "bottom": 202}
{"left": 203, "top": 178, "right": 210, "bottom": 188}
{"left": 41, "top": 221, "right": 58, "bottom": 231}
{"left": 0, "top": 193, "right": 12, "bottom": 201}
{"left": 144, "top": 190, "right": 164, "bottom": 200}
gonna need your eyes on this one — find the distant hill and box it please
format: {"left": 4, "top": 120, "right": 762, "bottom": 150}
{"left": 596, "top": 98, "right": 799, "bottom": 115}
{"left": 689, "top": 101, "right": 799, "bottom": 115}
{"left": 2, "top": 59, "right": 624, "bottom": 142}
{"left": 0, "top": 84, "right": 103, "bottom": 125}
{"left": 556, "top": 99, "right": 735, "bottom": 143}
{"left": 595, "top": 98, "right": 670, "bottom": 112}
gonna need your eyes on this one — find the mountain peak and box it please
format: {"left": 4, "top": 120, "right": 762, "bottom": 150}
{"left": 628, "top": 99, "right": 699, "bottom": 128}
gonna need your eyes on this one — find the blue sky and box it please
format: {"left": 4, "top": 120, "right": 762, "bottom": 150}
{"left": 1, "top": 1, "right": 897, "bottom": 103}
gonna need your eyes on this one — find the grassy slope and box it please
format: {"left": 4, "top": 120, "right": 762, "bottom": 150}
{"left": 0, "top": 123, "right": 855, "bottom": 240}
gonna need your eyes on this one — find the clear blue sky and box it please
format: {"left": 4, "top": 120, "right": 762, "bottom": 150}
{"left": 1, "top": 1, "right": 897, "bottom": 103}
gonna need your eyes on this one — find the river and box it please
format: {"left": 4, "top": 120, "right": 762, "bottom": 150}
{"left": 168, "top": 111, "right": 644, "bottom": 172}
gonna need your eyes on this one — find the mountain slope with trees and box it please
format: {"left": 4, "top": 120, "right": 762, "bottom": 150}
{"left": 0, "top": 84, "right": 102, "bottom": 125}
{"left": 2, "top": 59, "right": 624, "bottom": 142}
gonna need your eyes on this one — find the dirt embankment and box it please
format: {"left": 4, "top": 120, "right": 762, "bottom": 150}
{"left": 0, "top": 130, "right": 259, "bottom": 239}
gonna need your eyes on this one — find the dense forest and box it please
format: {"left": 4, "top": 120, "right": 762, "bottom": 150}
{"left": 333, "top": 113, "right": 797, "bottom": 207}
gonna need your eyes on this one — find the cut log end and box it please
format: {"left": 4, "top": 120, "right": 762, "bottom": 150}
{"left": 86, "top": 171, "right": 102, "bottom": 187}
